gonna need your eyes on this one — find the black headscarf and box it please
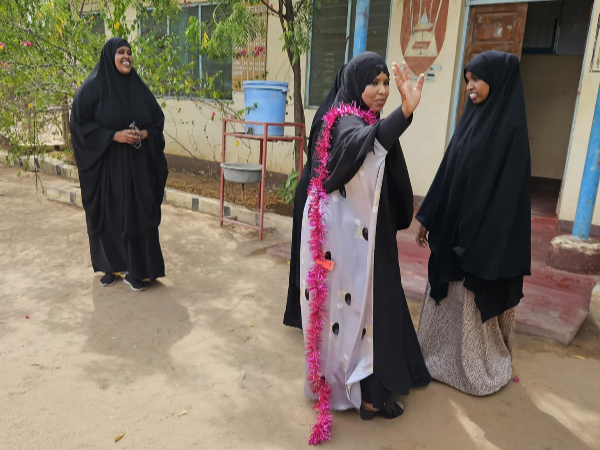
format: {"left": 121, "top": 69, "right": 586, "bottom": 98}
{"left": 416, "top": 51, "right": 531, "bottom": 322}
{"left": 333, "top": 52, "right": 390, "bottom": 110}
{"left": 71, "top": 38, "right": 168, "bottom": 239}
{"left": 320, "top": 52, "right": 413, "bottom": 229}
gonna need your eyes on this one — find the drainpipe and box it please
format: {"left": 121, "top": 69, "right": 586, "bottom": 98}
{"left": 352, "top": 0, "right": 370, "bottom": 57}
{"left": 572, "top": 84, "right": 600, "bottom": 240}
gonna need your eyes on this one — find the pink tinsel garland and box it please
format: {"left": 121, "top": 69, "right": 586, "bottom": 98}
{"left": 306, "top": 103, "right": 377, "bottom": 445}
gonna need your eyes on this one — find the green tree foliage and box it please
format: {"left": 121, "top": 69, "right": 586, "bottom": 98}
{"left": 0, "top": 0, "right": 317, "bottom": 177}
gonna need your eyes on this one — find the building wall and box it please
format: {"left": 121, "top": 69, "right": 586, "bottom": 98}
{"left": 158, "top": 0, "right": 464, "bottom": 197}
{"left": 159, "top": 3, "right": 301, "bottom": 174}
{"left": 558, "top": 1, "right": 600, "bottom": 225}
{"left": 521, "top": 54, "right": 582, "bottom": 180}
{"left": 128, "top": 0, "right": 600, "bottom": 228}
{"left": 305, "top": 0, "right": 464, "bottom": 198}
{"left": 387, "top": 0, "right": 463, "bottom": 198}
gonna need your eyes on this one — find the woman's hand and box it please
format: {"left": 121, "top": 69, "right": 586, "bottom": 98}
{"left": 130, "top": 124, "right": 149, "bottom": 141}
{"left": 416, "top": 223, "right": 429, "bottom": 248}
{"left": 113, "top": 129, "right": 139, "bottom": 144}
{"left": 393, "top": 61, "right": 424, "bottom": 119}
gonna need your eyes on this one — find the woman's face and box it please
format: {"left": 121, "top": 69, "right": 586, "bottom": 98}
{"left": 115, "top": 46, "right": 133, "bottom": 75}
{"left": 361, "top": 71, "right": 389, "bottom": 113}
{"left": 465, "top": 71, "right": 489, "bottom": 104}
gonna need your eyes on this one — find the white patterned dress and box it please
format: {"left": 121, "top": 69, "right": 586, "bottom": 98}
{"left": 300, "top": 139, "right": 388, "bottom": 410}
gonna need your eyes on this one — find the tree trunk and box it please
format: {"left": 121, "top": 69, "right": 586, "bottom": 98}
{"left": 291, "top": 57, "right": 305, "bottom": 171}
{"left": 61, "top": 96, "right": 70, "bottom": 147}
{"left": 280, "top": 0, "right": 306, "bottom": 172}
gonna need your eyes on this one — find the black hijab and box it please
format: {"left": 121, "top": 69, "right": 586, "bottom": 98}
{"left": 333, "top": 52, "right": 389, "bottom": 110}
{"left": 70, "top": 38, "right": 168, "bottom": 239}
{"left": 319, "top": 52, "right": 413, "bottom": 230}
{"left": 416, "top": 51, "right": 531, "bottom": 322}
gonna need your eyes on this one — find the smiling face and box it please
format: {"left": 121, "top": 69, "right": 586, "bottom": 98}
{"left": 465, "top": 71, "right": 490, "bottom": 104}
{"left": 115, "top": 46, "right": 133, "bottom": 75}
{"left": 361, "top": 71, "right": 390, "bottom": 113}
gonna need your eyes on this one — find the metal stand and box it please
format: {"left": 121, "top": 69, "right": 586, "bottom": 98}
{"left": 220, "top": 119, "right": 306, "bottom": 241}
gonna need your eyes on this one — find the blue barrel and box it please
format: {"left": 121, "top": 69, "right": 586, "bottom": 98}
{"left": 243, "top": 81, "right": 289, "bottom": 136}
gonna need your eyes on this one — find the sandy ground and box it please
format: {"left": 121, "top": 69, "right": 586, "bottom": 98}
{"left": 1, "top": 164, "right": 599, "bottom": 450}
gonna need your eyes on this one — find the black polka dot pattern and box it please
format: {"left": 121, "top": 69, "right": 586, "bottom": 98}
{"left": 345, "top": 293, "right": 351, "bottom": 306}
{"left": 362, "top": 227, "right": 368, "bottom": 241}
{"left": 305, "top": 288, "right": 310, "bottom": 300}
{"left": 325, "top": 251, "right": 332, "bottom": 260}
{"left": 332, "top": 323, "right": 339, "bottom": 335}
{"left": 339, "top": 186, "right": 346, "bottom": 198}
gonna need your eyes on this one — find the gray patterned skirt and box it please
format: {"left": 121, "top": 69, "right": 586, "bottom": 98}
{"left": 417, "top": 282, "right": 515, "bottom": 396}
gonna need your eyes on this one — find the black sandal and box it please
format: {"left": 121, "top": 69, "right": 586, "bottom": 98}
{"left": 359, "top": 397, "right": 404, "bottom": 420}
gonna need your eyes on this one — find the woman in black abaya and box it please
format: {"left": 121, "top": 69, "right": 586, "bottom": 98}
{"left": 299, "top": 53, "right": 430, "bottom": 435}
{"left": 415, "top": 51, "right": 531, "bottom": 396}
{"left": 70, "top": 38, "right": 168, "bottom": 292}
{"left": 283, "top": 64, "right": 346, "bottom": 330}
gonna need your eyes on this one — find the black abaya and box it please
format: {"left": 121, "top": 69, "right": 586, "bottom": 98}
{"left": 70, "top": 38, "right": 168, "bottom": 281}
{"left": 416, "top": 51, "right": 531, "bottom": 323}
{"left": 303, "top": 52, "right": 431, "bottom": 409}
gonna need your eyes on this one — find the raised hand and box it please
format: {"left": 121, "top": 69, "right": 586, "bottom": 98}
{"left": 393, "top": 61, "right": 425, "bottom": 118}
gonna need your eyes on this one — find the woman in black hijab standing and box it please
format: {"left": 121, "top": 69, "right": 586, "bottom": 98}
{"left": 299, "top": 53, "right": 430, "bottom": 444}
{"left": 415, "top": 51, "right": 531, "bottom": 396}
{"left": 283, "top": 64, "right": 346, "bottom": 330}
{"left": 70, "top": 38, "right": 168, "bottom": 292}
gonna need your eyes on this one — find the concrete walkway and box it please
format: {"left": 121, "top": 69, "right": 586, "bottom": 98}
{"left": 1, "top": 165, "right": 600, "bottom": 449}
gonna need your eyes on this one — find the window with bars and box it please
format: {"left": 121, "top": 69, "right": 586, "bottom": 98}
{"left": 307, "top": 0, "right": 391, "bottom": 108}
{"left": 140, "top": 4, "right": 232, "bottom": 98}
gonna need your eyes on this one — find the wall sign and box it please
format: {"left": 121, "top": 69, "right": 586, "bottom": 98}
{"left": 401, "top": 0, "right": 450, "bottom": 79}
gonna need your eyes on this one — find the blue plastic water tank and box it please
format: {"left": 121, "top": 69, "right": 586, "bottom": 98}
{"left": 243, "top": 81, "right": 289, "bottom": 137}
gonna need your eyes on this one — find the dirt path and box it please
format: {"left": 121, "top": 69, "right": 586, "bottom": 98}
{"left": 1, "top": 165, "right": 599, "bottom": 450}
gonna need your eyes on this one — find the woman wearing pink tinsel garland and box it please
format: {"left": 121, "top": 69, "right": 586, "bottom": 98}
{"left": 300, "top": 52, "right": 431, "bottom": 443}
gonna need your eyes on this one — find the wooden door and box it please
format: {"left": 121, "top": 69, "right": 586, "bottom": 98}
{"left": 457, "top": 4, "right": 528, "bottom": 120}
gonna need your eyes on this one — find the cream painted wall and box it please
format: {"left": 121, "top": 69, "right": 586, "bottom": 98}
{"left": 155, "top": 2, "right": 302, "bottom": 174}
{"left": 157, "top": 0, "right": 463, "bottom": 190}
{"left": 303, "top": 0, "right": 464, "bottom": 198}
{"left": 389, "top": 0, "right": 464, "bottom": 198}
{"left": 521, "top": 54, "right": 583, "bottom": 180}
{"left": 558, "top": 2, "right": 600, "bottom": 225}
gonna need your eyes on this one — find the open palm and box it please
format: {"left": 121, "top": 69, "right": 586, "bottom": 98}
{"left": 393, "top": 61, "right": 424, "bottom": 116}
